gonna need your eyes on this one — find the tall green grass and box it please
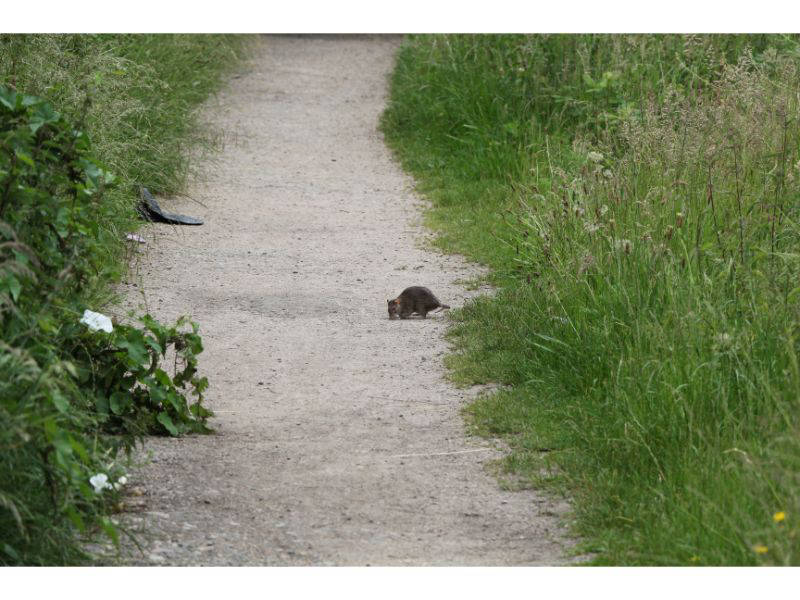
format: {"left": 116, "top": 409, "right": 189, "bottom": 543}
{"left": 0, "top": 34, "right": 250, "bottom": 565}
{"left": 382, "top": 34, "right": 800, "bottom": 565}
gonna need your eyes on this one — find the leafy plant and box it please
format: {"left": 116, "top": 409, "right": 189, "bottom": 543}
{"left": 0, "top": 34, "right": 248, "bottom": 565}
{"left": 85, "top": 315, "right": 211, "bottom": 441}
{"left": 0, "top": 84, "right": 115, "bottom": 303}
{"left": 0, "top": 81, "right": 212, "bottom": 565}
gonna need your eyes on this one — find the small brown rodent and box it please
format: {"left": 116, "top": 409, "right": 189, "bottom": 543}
{"left": 388, "top": 286, "right": 450, "bottom": 319}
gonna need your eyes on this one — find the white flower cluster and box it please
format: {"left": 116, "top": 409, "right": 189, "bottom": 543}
{"left": 588, "top": 151, "right": 604, "bottom": 163}
{"left": 90, "top": 473, "right": 128, "bottom": 494}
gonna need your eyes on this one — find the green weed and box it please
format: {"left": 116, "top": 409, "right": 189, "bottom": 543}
{"left": 0, "top": 35, "right": 250, "bottom": 565}
{"left": 383, "top": 34, "right": 800, "bottom": 565}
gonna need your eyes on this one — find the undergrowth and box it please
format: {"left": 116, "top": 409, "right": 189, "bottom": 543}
{"left": 382, "top": 34, "right": 800, "bottom": 565}
{"left": 0, "top": 35, "right": 249, "bottom": 565}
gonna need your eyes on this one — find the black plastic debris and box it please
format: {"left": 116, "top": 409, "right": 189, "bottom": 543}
{"left": 138, "top": 187, "right": 204, "bottom": 225}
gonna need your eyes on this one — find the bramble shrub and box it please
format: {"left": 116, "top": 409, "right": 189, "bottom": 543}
{"left": 1, "top": 83, "right": 211, "bottom": 564}
{"left": 82, "top": 315, "right": 211, "bottom": 441}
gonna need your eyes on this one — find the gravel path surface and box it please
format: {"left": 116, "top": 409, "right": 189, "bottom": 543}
{"left": 117, "top": 35, "right": 575, "bottom": 566}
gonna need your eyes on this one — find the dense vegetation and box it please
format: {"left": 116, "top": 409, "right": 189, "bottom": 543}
{"left": 0, "top": 34, "right": 248, "bottom": 565}
{"left": 382, "top": 34, "right": 800, "bottom": 565}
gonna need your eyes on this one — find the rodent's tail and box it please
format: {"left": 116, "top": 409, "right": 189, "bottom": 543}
{"left": 438, "top": 304, "right": 451, "bottom": 310}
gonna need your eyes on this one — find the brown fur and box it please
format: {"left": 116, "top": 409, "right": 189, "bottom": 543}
{"left": 388, "top": 286, "right": 450, "bottom": 319}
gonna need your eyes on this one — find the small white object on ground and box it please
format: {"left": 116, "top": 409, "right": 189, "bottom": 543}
{"left": 80, "top": 309, "right": 114, "bottom": 333}
{"left": 126, "top": 233, "right": 146, "bottom": 243}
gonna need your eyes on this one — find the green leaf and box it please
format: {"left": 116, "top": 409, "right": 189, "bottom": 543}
{"left": 502, "top": 121, "right": 519, "bottom": 137}
{"left": 28, "top": 103, "right": 60, "bottom": 133}
{"left": 100, "top": 517, "right": 120, "bottom": 546}
{"left": 95, "top": 394, "right": 110, "bottom": 415}
{"left": 145, "top": 336, "right": 164, "bottom": 355}
{"left": 80, "top": 158, "right": 115, "bottom": 188}
{"left": 0, "top": 86, "right": 17, "bottom": 110}
{"left": 0, "top": 493, "right": 24, "bottom": 536}
{"left": 143, "top": 376, "right": 166, "bottom": 403}
{"left": 154, "top": 368, "right": 171, "bottom": 388}
{"left": 55, "top": 206, "right": 70, "bottom": 238}
{"left": 190, "top": 402, "right": 213, "bottom": 419}
{"left": 29, "top": 118, "right": 45, "bottom": 134}
{"left": 166, "top": 390, "right": 183, "bottom": 412}
{"left": 157, "top": 412, "right": 179, "bottom": 436}
{"left": 14, "top": 150, "right": 34, "bottom": 167}
{"left": 50, "top": 391, "right": 69, "bottom": 413}
{"left": 194, "top": 376, "right": 209, "bottom": 394}
{"left": 116, "top": 337, "right": 149, "bottom": 365}
{"left": 38, "top": 316, "right": 57, "bottom": 334}
{"left": 65, "top": 506, "right": 86, "bottom": 533}
{"left": 21, "top": 94, "right": 39, "bottom": 107}
{"left": 52, "top": 435, "right": 74, "bottom": 468}
{"left": 1, "top": 274, "right": 22, "bottom": 302}
{"left": 62, "top": 361, "right": 78, "bottom": 378}
{"left": 109, "top": 391, "right": 130, "bottom": 415}
{"left": 2, "top": 543, "right": 21, "bottom": 562}
{"left": 68, "top": 437, "right": 89, "bottom": 462}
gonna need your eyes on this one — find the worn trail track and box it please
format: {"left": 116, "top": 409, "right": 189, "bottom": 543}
{"left": 119, "top": 35, "right": 573, "bottom": 566}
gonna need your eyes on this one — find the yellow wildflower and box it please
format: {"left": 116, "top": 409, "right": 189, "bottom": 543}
{"left": 774, "top": 511, "right": 786, "bottom": 523}
{"left": 753, "top": 544, "right": 769, "bottom": 554}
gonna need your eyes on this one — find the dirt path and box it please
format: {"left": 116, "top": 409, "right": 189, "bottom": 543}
{"left": 118, "top": 35, "right": 574, "bottom": 566}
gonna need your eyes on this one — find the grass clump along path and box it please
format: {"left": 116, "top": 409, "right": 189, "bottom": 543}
{"left": 0, "top": 35, "right": 248, "bottom": 565}
{"left": 382, "top": 34, "right": 800, "bottom": 565}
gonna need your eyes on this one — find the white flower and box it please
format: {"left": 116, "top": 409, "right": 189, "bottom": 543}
{"left": 584, "top": 221, "right": 600, "bottom": 234}
{"left": 113, "top": 476, "right": 128, "bottom": 491}
{"left": 80, "top": 310, "right": 113, "bottom": 333}
{"left": 714, "top": 333, "right": 734, "bottom": 351}
{"left": 90, "top": 473, "right": 112, "bottom": 494}
{"left": 588, "top": 151, "right": 604, "bottom": 163}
